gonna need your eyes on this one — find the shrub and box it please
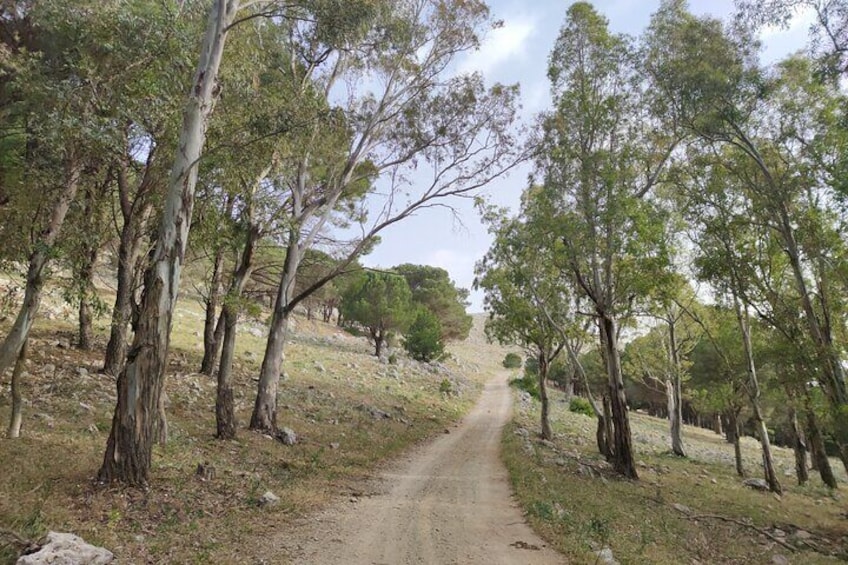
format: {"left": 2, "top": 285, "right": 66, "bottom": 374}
{"left": 502, "top": 352, "right": 522, "bottom": 368}
{"left": 509, "top": 374, "right": 539, "bottom": 399}
{"left": 439, "top": 378, "right": 453, "bottom": 395}
{"left": 403, "top": 309, "right": 445, "bottom": 362}
{"left": 524, "top": 356, "right": 539, "bottom": 377}
{"left": 569, "top": 397, "right": 595, "bottom": 417}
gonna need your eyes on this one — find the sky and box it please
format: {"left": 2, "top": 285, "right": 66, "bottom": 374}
{"left": 359, "top": 0, "right": 816, "bottom": 312}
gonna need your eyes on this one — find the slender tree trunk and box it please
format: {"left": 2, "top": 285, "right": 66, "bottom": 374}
{"left": 201, "top": 248, "right": 225, "bottom": 375}
{"left": 727, "top": 411, "right": 745, "bottom": 478}
{"left": 216, "top": 219, "right": 260, "bottom": 440}
{"left": 103, "top": 186, "right": 154, "bottom": 376}
{"left": 77, "top": 244, "right": 98, "bottom": 351}
{"left": 788, "top": 405, "right": 809, "bottom": 486}
{"left": 250, "top": 229, "right": 301, "bottom": 433}
{"left": 216, "top": 305, "right": 238, "bottom": 439}
{"left": 804, "top": 394, "right": 837, "bottom": 488}
{"left": 714, "top": 413, "right": 723, "bottom": 436}
{"left": 0, "top": 157, "right": 81, "bottom": 376}
{"left": 200, "top": 195, "right": 233, "bottom": 375}
{"left": 667, "top": 318, "right": 686, "bottom": 457}
{"left": 734, "top": 297, "right": 781, "bottom": 494}
{"left": 538, "top": 353, "right": 552, "bottom": 441}
{"left": 599, "top": 314, "right": 637, "bottom": 479}
{"left": 98, "top": 0, "right": 238, "bottom": 485}
{"left": 6, "top": 339, "right": 28, "bottom": 438}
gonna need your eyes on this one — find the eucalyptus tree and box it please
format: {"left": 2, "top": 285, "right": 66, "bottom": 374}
{"left": 648, "top": 1, "right": 848, "bottom": 473}
{"left": 475, "top": 194, "right": 577, "bottom": 441}
{"left": 98, "top": 0, "right": 242, "bottom": 485}
{"left": 537, "top": 2, "right": 678, "bottom": 478}
{"left": 248, "top": 0, "right": 524, "bottom": 434}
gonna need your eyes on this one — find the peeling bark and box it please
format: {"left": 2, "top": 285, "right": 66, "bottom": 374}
{"left": 6, "top": 339, "right": 27, "bottom": 438}
{"left": 98, "top": 0, "right": 239, "bottom": 485}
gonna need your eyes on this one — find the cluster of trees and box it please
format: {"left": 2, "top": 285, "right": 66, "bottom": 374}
{"left": 477, "top": 0, "right": 848, "bottom": 491}
{"left": 0, "top": 0, "right": 521, "bottom": 485}
{"left": 339, "top": 264, "right": 472, "bottom": 361}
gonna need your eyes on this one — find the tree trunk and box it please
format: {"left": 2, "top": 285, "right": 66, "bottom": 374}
{"left": 567, "top": 340, "right": 609, "bottom": 456}
{"left": 599, "top": 314, "right": 637, "bottom": 479}
{"left": 734, "top": 297, "right": 781, "bottom": 494}
{"left": 103, "top": 177, "right": 154, "bottom": 376}
{"left": 6, "top": 339, "right": 28, "bottom": 438}
{"left": 77, "top": 244, "right": 98, "bottom": 351}
{"left": 729, "top": 412, "right": 744, "bottom": 478}
{"left": 538, "top": 353, "right": 552, "bottom": 441}
{"left": 216, "top": 218, "right": 260, "bottom": 440}
{"left": 98, "top": 0, "right": 238, "bottom": 486}
{"left": 216, "top": 304, "right": 238, "bottom": 440}
{"left": 804, "top": 394, "right": 837, "bottom": 488}
{"left": 0, "top": 157, "right": 80, "bottom": 376}
{"left": 200, "top": 196, "right": 233, "bottom": 375}
{"left": 201, "top": 248, "right": 226, "bottom": 375}
{"left": 666, "top": 318, "right": 686, "bottom": 457}
{"left": 714, "top": 413, "right": 723, "bottom": 436}
{"left": 250, "top": 228, "right": 301, "bottom": 433}
{"left": 788, "top": 405, "right": 809, "bottom": 486}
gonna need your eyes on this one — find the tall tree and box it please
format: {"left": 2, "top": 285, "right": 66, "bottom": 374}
{"left": 340, "top": 271, "right": 414, "bottom": 357}
{"left": 537, "top": 2, "right": 677, "bottom": 478}
{"left": 248, "top": 0, "right": 523, "bottom": 433}
{"left": 98, "top": 0, "right": 240, "bottom": 485}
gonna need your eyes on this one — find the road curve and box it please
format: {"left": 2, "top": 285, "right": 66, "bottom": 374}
{"left": 284, "top": 373, "right": 565, "bottom": 564}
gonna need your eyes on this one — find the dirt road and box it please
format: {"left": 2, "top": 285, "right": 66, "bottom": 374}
{"left": 282, "top": 373, "right": 564, "bottom": 564}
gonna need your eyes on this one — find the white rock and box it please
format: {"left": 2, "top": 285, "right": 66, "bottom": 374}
{"left": 259, "top": 491, "right": 280, "bottom": 507}
{"left": 595, "top": 547, "right": 619, "bottom": 565}
{"left": 17, "top": 531, "right": 113, "bottom": 565}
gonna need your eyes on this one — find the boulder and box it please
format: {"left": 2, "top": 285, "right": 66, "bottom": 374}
{"left": 17, "top": 532, "right": 113, "bottom": 565}
{"left": 259, "top": 491, "right": 280, "bottom": 507}
{"left": 277, "top": 427, "right": 298, "bottom": 445}
{"left": 742, "top": 478, "right": 770, "bottom": 491}
{"left": 595, "top": 547, "right": 619, "bottom": 565}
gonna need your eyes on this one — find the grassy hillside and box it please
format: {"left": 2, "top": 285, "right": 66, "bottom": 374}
{"left": 0, "top": 284, "right": 486, "bottom": 563}
{"left": 503, "top": 383, "right": 848, "bottom": 564}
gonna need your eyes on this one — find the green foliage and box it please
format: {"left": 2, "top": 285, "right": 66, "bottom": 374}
{"left": 524, "top": 356, "right": 539, "bottom": 378}
{"left": 403, "top": 309, "right": 445, "bottom": 362}
{"left": 509, "top": 374, "right": 540, "bottom": 400}
{"left": 569, "top": 397, "right": 595, "bottom": 418}
{"left": 502, "top": 352, "right": 522, "bottom": 369}
{"left": 394, "top": 264, "right": 472, "bottom": 342}
{"left": 340, "top": 270, "right": 414, "bottom": 355}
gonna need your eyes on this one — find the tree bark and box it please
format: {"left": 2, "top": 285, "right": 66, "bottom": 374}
{"left": 804, "top": 393, "right": 837, "bottom": 489}
{"left": 77, "top": 243, "right": 98, "bottom": 351}
{"left": 98, "top": 0, "right": 238, "bottom": 486}
{"left": 727, "top": 411, "right": 745, "bottom": 478}
{"left": 6, "top": 339, "right": 28, "bottom": 438}
{"left": 599, "top": 314, "right": 637, "bottom": 479}
{"left": 538, "top": 353, "right": 552, "bottom": 441}
{"left": 200, "top": 194, "right": 233, "bottom": 375}
{"left": 667, "top": 317, "right": 686, "bottom": 457}
{"left": 216, "top": 217, "right": 260, "bottom": 440}
{"left": 250, "top": 228, "right": 300, "bottom": 432}
{"left": 788, "top": 405, "right": 809, "bottom": 486}
{"left": 103, "top": 156, "right": 155, "bottom": 376}
{"left": 714, "top": 413, "right": 723, "bottom": 436}
{"left": 0, "top": 156, "right": 80, "bottom": 377}
{"left": 734, "top": 297, "right": 781, "bottom": 494}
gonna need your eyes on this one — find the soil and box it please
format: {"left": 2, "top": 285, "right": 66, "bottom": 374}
{"left": 277, "top": 372, "right": 564, "bottom": 564}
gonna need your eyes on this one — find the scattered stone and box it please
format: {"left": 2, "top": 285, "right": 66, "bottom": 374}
{"left": 514, "top": 427, "right": 530, "bottom": 438}
{"left": 78, "top": 402, "right": 93, "bottom": 412}
{"left": 41, "top": 364, "right": 56, "bottom": 376}
{"left": 259, "top": 491, "right": 280, "bottom": 507}
{"left": 314, "top": 362, "right": 326, "bottom": 373}
{"left": 595, "top": 547, "right": 619, "bottom": 565}
{"left": 358, "top": 404, "right": 391, "bottom": 420}
{"left": 539, "top": 439, "right": 556, "bottom": 450}
{"left": 87, "top": 424, "right": 98, "bottom": 434}
{"left": 742, "top": 478, "right": 770, "bottom": 491}
{"left": 329, "top": 442, "right": 340, "bottom": 450}
{"left": 672, "top": 503, "right": 691, "bottom": 515}
{"left": 771, "top": 554, "right": 790, "bottom": 565}
{"left": 711, "top": 478, "right": 718, "bottom": 485}
{"left": 17, "top": 531, "right": 113, "bottom": 565}
{"left": 277, "top": 427, "right": 298, "bottom": 445}
{"left": 76, "top": 367, "right": 88, "bottom": 377}
{"left": 790, "top": 529, "right": 812, "bottom": 543}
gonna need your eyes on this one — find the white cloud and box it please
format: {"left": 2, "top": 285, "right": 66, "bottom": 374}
{"left": 457, "top": 18, "right": 535, "bottom": 77}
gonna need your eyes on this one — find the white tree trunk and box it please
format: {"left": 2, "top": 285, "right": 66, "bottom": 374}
{"left": 98, "top": 0, "right": 239, "bottom": 485}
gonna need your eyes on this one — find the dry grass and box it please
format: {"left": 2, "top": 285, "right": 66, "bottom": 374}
{"left": 503, "top": 386, "right": 848, "bottom": 564}
{"left": 0, "top": 288, "right": 483, "bottom": 563}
